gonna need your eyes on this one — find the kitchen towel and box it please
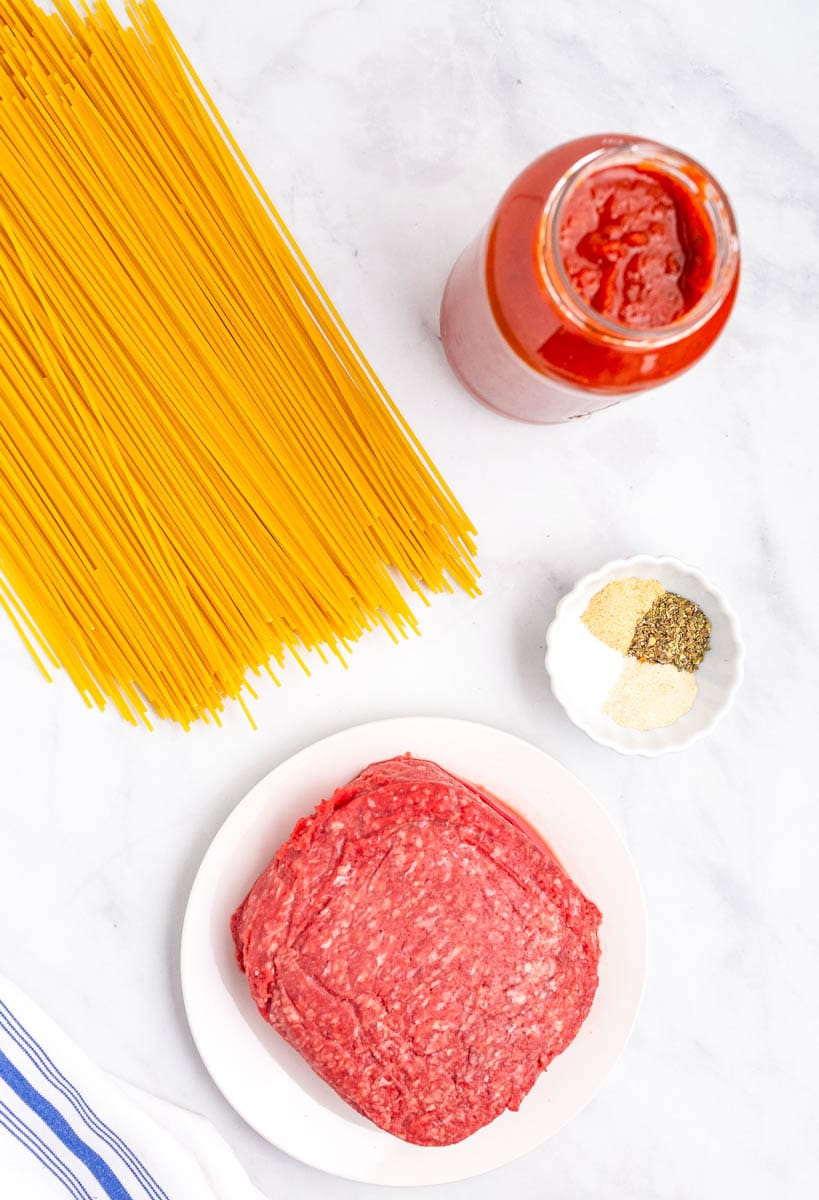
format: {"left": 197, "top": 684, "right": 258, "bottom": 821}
{"left": 0, "top": 974, "right": 263, "bottom": 1200}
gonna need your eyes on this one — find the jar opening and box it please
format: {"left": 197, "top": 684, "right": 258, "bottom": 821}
{"left": 538, "top": 142, "right": 739, "bottom": 347}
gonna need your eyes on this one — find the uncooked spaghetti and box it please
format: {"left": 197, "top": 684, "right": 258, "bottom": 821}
{"left": 0, "top": 0, "right": 478, "bottom": 728}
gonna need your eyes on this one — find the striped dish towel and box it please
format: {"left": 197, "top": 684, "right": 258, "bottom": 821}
{"left": 0, "top": 974, "right": 262, "bottom": 1200}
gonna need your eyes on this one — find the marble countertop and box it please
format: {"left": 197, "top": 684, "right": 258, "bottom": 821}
{"left": 2, "top": 0, "right": 817, "bottom": 1196}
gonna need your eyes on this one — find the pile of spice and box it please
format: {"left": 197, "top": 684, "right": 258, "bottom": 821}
{"left": 581, "top": 577, "right": 711, "bottom": 731}
{"left": 581, "top": 577, "right": 664, "bottom": 653}
{"left": 628, "top": 591, "right": 711, "bottom": 672}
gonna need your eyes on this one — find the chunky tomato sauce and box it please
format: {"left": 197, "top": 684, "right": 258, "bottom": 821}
{"left": 558, "top": 165, "right": 715, "bottom": 328}
{"left": 483, "top": 136, "right": 738, "bottom": 396}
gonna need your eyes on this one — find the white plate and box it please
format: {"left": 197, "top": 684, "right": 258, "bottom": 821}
{"left": 181, "top": 717, "right": 646, "bottom": 1186}
{"left": 545, "top": 556, "right": 745, "bottom": 756}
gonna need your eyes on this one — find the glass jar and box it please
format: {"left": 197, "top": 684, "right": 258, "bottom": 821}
{"left": 440, "top": 134, "right": 740, "bottom": 423}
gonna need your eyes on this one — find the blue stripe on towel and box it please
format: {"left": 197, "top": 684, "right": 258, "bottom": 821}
{"left": 0, "top": 1047, "right": 133, "bottom": 1200}
{"left": 0, "top": 1098, "right": 92, "bottom": 1200}
{"left": 0, "top": 999, "right": 168, "bottom": 1200}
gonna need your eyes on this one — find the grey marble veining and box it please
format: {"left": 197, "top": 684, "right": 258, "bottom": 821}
{"left": 1, "top": 0, "right": 818, "bottom": 1196}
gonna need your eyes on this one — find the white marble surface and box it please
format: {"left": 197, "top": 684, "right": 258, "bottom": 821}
{"left": 1, "top": 0, "right": 818, "bottom": 1195}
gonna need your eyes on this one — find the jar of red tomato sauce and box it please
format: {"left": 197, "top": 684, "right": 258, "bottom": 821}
{"left": 440, "top": 135, "right": 740, "bottom": 423}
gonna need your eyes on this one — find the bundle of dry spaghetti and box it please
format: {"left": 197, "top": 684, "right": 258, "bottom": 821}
{"left": 0, "top": 0, "right": 477, "bottom": 728}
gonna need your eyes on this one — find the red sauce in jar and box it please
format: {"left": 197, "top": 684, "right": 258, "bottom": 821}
{"left": 558, "top": 165, "right": 716, "bottom": 328}
{"left": 454, "top": 135, "right": 741, "bottom": 417}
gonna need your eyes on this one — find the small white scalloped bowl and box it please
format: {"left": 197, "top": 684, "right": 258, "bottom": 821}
{"left": 545, "top": 556, "right": 745, "bottom": 756}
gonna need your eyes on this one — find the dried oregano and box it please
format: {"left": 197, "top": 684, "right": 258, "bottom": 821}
{"left": 628, "top": 591, "right": 711, "bottom": 673}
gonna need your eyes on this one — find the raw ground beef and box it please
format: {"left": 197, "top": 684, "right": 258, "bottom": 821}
{"left": 231, "top": 755, "right": 601, "bottom": 1146}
